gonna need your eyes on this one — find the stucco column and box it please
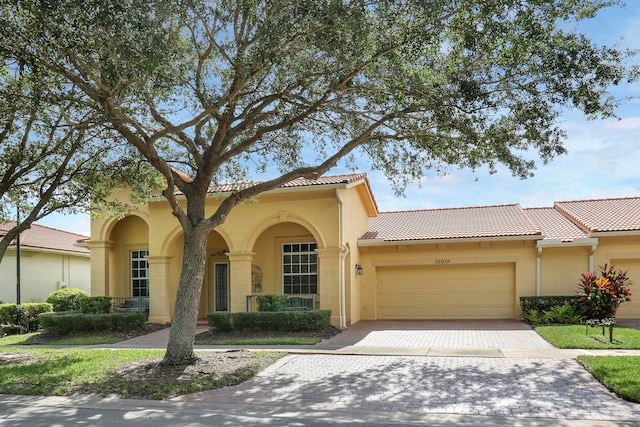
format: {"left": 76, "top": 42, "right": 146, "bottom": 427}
{"left": 147, "top": 255, "right": 172, "bottom": 324}
{"left": 226, "top": 251, "right": 254, "bottom": 313}
{"left": 88, "top": 240, "right": 112, "bottom": 296}
{"left": 316, "top": 247, "right": 343, "bottom": 328}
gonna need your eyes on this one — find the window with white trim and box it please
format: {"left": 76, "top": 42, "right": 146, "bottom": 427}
{"left": 283, "top": 243, "right": 318, "bottom": 295}
{"left": 131, "top": 250, "right": 149, "bottom": 297}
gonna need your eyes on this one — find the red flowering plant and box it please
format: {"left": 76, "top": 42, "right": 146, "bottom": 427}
{"left": 577, "top": 264, "right": 632, "bottom": 320}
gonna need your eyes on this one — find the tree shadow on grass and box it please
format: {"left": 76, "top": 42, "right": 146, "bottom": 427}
{"left": 0, "top": 353, "right": 85, "bottom": 395}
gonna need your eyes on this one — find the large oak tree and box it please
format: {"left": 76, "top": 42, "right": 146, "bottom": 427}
{"left": 1, "top": 0, "right": 636, "bottom": 364}
{"left": 0, "top": 63, "right": 154, "bottom": 263}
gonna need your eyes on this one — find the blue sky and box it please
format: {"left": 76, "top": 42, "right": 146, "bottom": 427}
{"left": 39, "top": 2, "right": 640, "bottom": 235}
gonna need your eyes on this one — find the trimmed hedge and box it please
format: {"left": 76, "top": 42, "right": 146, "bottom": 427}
{"left": 45, "top": 288, "right": 88, "bottom": 312}
{"left": 520, "top": 296, "right": 580, "bottom": 313}
{"left": 208, "top": 310, "right": 331, "bottom": 332}
{"left": 79, "top": 296, "right": 112, "bottom": 314}
{"left": 39, "top": 311, "right": 146, "bottom": 336}
{"left": 0, "top": 303, "right": 53, "bottom": 333}
{"left": 256, "top": 294, "right": 289, "bottom": 312}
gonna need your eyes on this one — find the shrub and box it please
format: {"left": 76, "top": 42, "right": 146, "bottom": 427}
{"left": 207, "top": 310, "right": 331, "bottom": 332}
{"left": 208, "top": 313, "right": 233, "bottom": 332}
{"left": 523, "top": 309, "right": 543, "bottom": 324}
{"left": 578, "top": 264, "right": 632, "bottom": 319}
{"left": 256, "top": 294, "right": 289, "bottom": 312}
{"left": 520, "top": 296, "right": 581, "bottom": 314}
{"left": 0, "top": 303, "right": 53, "bottom": 333}
{"left": 542, "top": 305, "right": 585, "bottom": 324}
{"left": 79, "top": 296, "right": 112, "bottom": 314}
{"left": 45, "top": 288, "right": 89, "bottom": 312}
{"left": 39, "top": 311, "right": 146, "bottom": 336}
{"left": 523, "top": 306, "right": 585, "bottom": 325}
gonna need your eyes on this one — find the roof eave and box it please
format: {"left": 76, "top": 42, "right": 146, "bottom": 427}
{"left": 358, "top": 234, "right": 542, "bottom": 247}
{"left": 589, "top": 230, "right": 640, "bottom": 237}
{"left": 262, "top": 182, "right": 348, "bottom": 195}
{"left": 6, "top": 246, "right": 90, "bottom": 257}
{"left": 536, "top": 238, "right": 599, "bottom": 248}
{"left": 150, "top": 181, "right": 355, "bottom": 203}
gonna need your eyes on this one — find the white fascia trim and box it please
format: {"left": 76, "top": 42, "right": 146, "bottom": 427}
{"left": 536, "top": 238, "right": 599, "bottom": 248}
{"left": 358, "top": 234, "right": 542, "bottom": 247}
{"left": 590, "top": 230, "right": 640, "bottom": 237}
{"left": 262, "top": 183, "right": 347, "bottom": 195}
{"left": 6, "top": 246, "right": 90, "bottom": 257}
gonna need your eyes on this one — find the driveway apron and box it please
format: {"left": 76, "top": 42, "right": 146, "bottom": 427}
{"left": 175, "top": 320, "right": 640, "bottom": 422}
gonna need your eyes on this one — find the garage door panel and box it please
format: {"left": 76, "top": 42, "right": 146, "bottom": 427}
{"left": 376, "top": 263, "right": 515, "bottom": 320}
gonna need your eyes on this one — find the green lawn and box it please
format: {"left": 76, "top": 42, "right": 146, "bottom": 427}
{"left": 579, "top": 356, "right": 640, "bottom": 403}
{"left": 0, "top": 348, "right": 163, "bottom": 396}
{"left": 0, "top": 333, "right": 38, "bottom": 346}
{"left": 534, "top": 324, "right": 640, "bottom": 349}
{"left": 0, "top": 347, "right": 281, "bottom": 399}
{"left": 0, "top": 333, "right": 121, "bottom": 346}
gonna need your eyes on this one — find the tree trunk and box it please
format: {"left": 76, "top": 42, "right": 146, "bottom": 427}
{"left": 161, "top": 224, "right": 210, "bottom": 365}
{"left": 0, "top": 235, "right": 13, "bottom": 263}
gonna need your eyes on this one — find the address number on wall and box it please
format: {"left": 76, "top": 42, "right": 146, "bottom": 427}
{"left": 435, "top": 259, "right": 451, "bottom": 264}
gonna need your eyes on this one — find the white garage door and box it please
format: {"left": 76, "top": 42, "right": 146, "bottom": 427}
{"left": 376, "top": 263, "right": 515, "bottom": 319}
{"left": 611, "top": 259, "right": 640, "bottom": 319}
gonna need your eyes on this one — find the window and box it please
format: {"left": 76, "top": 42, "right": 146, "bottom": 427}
{"left": 283, "top": 243, "right": 318, "bottom": 295}
{"left": 131, "top": 250, "right": 149, "bottom": 297}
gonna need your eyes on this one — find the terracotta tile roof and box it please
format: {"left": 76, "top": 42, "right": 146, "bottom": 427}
{"left": 523, "top": 208, "right": 590, "bottom": 242}
{"left": 554, "top": 197, "right": 640, "bottom": 233}
{"left": 206, "top": 172, "right": 369, "bottom": 193}
{"left": 361, "top": 204, "right": 541, "bottom": 242}
{"left": 0, "top": 222, "right": 90, "bottom": 255}
{"left": 165, "top": 172, "right": 378, "bottom": 211}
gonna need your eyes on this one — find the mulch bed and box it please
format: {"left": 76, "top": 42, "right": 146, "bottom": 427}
{"left": 195, "top": 325, "right": 341, "bottom": 342}
{"left": 24, "top": 323, "right": 341, "bottom": 345}
{"left": 26, "top": 322, "right": 170, "bottom": 345}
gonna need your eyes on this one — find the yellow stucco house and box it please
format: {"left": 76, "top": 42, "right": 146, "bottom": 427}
{"left": 1, "top": 223, "right": 91, "bottom": 303}
{"left": 88, "top": 173, "right": 640, "bottom": 327}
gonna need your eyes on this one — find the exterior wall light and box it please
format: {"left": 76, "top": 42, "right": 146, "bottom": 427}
{"left": 355, "top": 264, "right": 364, "bottom": 276}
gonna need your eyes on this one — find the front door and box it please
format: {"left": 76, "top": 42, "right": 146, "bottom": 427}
{"left": 213, "top": 262, "right": 229, "bottom": 312}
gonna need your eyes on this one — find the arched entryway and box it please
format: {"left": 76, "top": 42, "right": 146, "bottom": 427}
{"left": 162, "top": 228, "right": 230, "bottom": 319}
{"left": 106, "top": 215, "right": 150, "bottom": 298}
{"left": 204, "top": 231, "right": 231, "bottom": 317}
{"left": 251, "top": 222, "right": 318, "bottom": 301}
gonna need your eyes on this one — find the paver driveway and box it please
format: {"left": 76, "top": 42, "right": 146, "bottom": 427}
{"left": 177, "top": 320, "right": 640, "bottom": 422}
{"left": 178, "top": 354, "right": 640, "bottom": 421}
{"left": 321, "top": 320, "right": 554, "bottom": 349}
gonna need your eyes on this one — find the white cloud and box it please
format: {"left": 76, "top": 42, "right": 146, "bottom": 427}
{"left": 601, "top": 117, "right": 640, "bottom": 132}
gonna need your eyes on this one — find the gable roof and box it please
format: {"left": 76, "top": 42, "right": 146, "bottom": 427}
{"left": 554, "top": 197, "right": 640, "bottom": 233}
{"left": 359, "top": 193, "right": 640, "bottom": 245}
{"left": 360, "top": 204, "right": 541, "bottom": 243}
{"left": 153, "top": 171, "right": 640, "bottom": 243}
{"left": 205, "top": 172, "right": 370, "bottom": 192}
{"left": 523, "top": 208, "right": 592, "bottom": 243}
{"left": 166, "top": 172, "right": 379, "bottom": 214}
{"left": 0, "top": 222, "right": 90, "bottom": 255}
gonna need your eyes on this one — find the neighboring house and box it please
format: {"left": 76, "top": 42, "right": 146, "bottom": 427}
{"left": 88, "top": 173, "right": 640, "bottom": 327}
{"left": 0, "top": 223, "right": 91, "bottom": 303}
